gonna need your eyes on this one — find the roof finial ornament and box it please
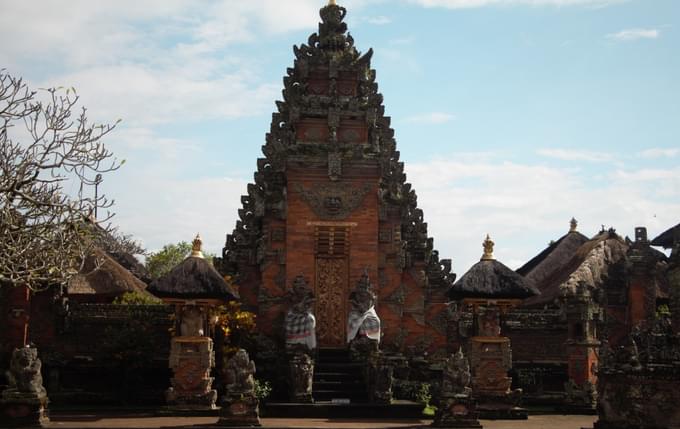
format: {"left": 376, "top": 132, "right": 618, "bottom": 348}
{"left": 569, "top": 217, "right": 578, "bottom": 233}
{"left": 191, "top": 233, "right": 204, "bottom": 259}
{"left": 481, "top": 234, "right": 495, "bottom": 261}
{"left": 328, "top": 0, "right": 337, "bottom": 5}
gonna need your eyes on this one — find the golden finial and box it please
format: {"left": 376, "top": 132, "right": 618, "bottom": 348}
{"left": 481, "top": 234, "right": 495, "bottom": 261}
{"left": 328, "top": 0, "right": 337, "bottom": 5}
{"left": 191, "top": 233, "right": 204, "bottom": 258}
{"left": 569, "top": 217, "right": 578, "bottom": 233}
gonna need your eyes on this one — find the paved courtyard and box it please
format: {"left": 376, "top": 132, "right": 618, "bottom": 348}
{"left": 46, "top": 413, "right": 597, "bottom": 429}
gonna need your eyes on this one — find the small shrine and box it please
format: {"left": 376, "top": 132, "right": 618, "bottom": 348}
{"left": 448, "top": 235, "right": 539, "bottom": 419}
{"left": 148, "top": 234, "right": 239, "bottom": 410}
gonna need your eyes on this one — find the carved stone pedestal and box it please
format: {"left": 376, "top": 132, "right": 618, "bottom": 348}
{"left": 470, "top": 337, "right": 526, "bottom": 419}
{"left": 0, "top": 347, "right": 49, "bottom": 428}
{"left": 218, "top": 395, "right": 261, "bottom": 427}
{"left": 166, "top": 337, "right": 217, "bottom": 410}
{"left": 433, "top": 395, "right": 482, "bottom": 429}
{"left": 288, "top": 350, "right": 314, "bottom": 403}
{"left": 0, "top": 394, "right": 49, "bottom": 428}
{"left": 369, "top": 353, "right": 394, "bottom": 404}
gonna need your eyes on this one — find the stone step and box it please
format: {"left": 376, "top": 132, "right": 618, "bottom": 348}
{"left": 263, "top": 400, "right": 424, "bottom": 418}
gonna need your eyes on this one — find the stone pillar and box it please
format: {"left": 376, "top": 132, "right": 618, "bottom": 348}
{"left": 166, "top": 337, "right": 217, "bottom": 409}
{"left": 561, "top": 283, "right": 600, "bottom": 411}
{"left": 626, "top": 227, "right": 658, "bottom": 327}
{"left": 5, "top": 287, "right": 31, "bottom": 351}
{"left": 0, "top": 346, "right": 49, "bottom": 427}
{"left": 432, "top": 348, "right": 482, "bottom": 429}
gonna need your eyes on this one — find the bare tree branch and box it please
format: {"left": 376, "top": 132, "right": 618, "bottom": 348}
{"left": 0, "top": 70, "right": 132, "bottom": 292}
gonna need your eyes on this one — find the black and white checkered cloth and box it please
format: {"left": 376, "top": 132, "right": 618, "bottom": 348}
{"left": 347, "top": 306, "right": 381, "bottom": 343}
{"left": 285, "top": 310, "right": 316, "bottom": 349}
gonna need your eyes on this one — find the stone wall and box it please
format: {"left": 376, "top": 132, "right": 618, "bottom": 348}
{"left": 39, "top": 302, "right": 175, "bottom": 405}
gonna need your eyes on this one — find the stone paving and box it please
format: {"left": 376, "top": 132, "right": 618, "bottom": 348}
{"left": 45, "top": 413, "right": 597, "bottom": 429}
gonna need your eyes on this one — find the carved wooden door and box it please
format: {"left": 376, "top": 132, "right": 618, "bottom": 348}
{"left": 314, "top": 226, "right": 349, "bottom": 347}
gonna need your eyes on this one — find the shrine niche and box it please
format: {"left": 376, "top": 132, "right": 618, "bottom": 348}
{"left": 217, "top": 0, "right": 456, "bottom": 356}
{"left": 148, "top": 235, "right": 239, "bottom": 410}
{"left": 449, "top": 235, "right": 539, "bottom": 419}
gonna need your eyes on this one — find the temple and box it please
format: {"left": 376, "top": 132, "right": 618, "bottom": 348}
{"left": 217, "top": 1, "right": 455, "bottom": 354}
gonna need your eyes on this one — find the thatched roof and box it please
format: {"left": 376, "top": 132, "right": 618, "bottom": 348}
{"left": 449, "top": 259, "right": 539, "bottom": 301}
{"left": 651, "top": 222, "right": 680, "bottom": 249}
{"left": 148, "top": 255, "right": 239, "bottom": 301}
{"left": 108, "top": 251, "right": 151, "bottom": 284}
{"left": 519, "top": 231, "right": 590, "bottom": 307}
{"left": 559, "top": 231, "right": 629, "bottom": 296}
{"left": 67, "top": 248, "right": 149, "bottom": 296}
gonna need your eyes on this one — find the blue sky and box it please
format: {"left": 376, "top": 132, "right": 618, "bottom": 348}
{"left": 1, "top": 0, "right": 678, "bottom": 273}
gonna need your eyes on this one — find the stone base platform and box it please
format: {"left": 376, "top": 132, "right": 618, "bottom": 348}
{"left": 476, "top": 406, "right": 527, "bottom": 420}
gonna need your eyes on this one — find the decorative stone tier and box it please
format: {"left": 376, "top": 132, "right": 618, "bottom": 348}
{"left": 166, "top": 336, "right": 217, "bottom": 410}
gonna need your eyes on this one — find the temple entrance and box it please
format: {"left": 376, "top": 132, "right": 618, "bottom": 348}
{"left": 314, "top": 225, "right": 349, "bottom": 347}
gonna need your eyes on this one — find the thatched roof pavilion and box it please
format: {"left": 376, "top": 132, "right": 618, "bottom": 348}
{"left": 448, "top": 235, "right": 539, "bottom": 302}
{"left": 67, "top": 247, "right": 150, "bottom": 301}
{"left": 148, "top": 234, "right": 239, "bottom": 302}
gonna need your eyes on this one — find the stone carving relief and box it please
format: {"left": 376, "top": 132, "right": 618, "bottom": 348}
{"left": 295, "top": 182, "right": 371, "bottom": 220}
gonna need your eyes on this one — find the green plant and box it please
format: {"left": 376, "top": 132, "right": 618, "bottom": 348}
{"left": 254, "top": 379, "right": 272, "bottom": 401}
{"left": 416, "top": 382, "right": 437, "bottom": 417}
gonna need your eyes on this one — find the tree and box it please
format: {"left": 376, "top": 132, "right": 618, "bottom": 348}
{"left": 0, "top": 70, "right": 121, "bottom": 292}
{"left": 145, "top": 241, "right": 215, "bottom": 279}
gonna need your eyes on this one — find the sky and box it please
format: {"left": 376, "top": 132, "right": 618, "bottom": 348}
{"left": 1, "top": 0, "right": 678, "bottom": 274}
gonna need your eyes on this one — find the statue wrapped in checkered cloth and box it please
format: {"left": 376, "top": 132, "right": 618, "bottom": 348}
{"left": 285, "top": 275, "right": 317, "bottom": 351}
{"left": 347, "top": 270, "right": 381, "bottom": 343}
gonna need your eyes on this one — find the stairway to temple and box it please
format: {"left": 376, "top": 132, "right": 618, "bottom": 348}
{"left": 264, "top": 348, "right": 422, "bottom": 418}
{"left": 312, "top": 347, "right": 368, "bottom": 403}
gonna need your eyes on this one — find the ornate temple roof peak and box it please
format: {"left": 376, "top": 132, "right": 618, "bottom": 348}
{"left": 191, "top": 233, "right": 204, "bottom": 259}
{"left": 328, "top": 0, "right": 337, "bottom": 5}
{"left": 481, "top": 234, "right": 495, "bottom": 261}
{"left": 569, "top": 217, "right": 578, "bottom": 233}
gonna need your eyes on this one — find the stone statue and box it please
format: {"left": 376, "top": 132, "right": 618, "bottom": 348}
{"left": 441, "top": 348, "right": 472, "bottom": 397}
{"left": 347, "top": 270, "right": 381, "bottom": 343}
{"left": 285, "top": 275, "right": 316, "bottom": 351}
{"left": 432, "top": 348, "right": 481, "bottom": 429}
{"left": 289, "top": 351, "right": 314, "bottom": 403}
{"left": 225, "top": 349, "right": 256, "bottom": 395}
{"left": 4, "top": 346, "right": 47, "bottom": 397}
{"left": 1, "top": 345, "right": 49, "bottom": 427}
{"left": 180, "top": 305, "right": 205, "bottom": 336}
{"left": 219, "top": 348, "right": 260, "bottom": 426}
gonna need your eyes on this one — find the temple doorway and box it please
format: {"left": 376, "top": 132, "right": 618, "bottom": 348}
{"left": 314, "top": 225, "right": 350, "bottom": 347}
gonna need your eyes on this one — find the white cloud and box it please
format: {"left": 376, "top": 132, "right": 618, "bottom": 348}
{"left": 606, "top": 28, "right": 660, "bottom": 41}
{"left": 639, "top": 148, "right": 679, "bottom": 159}
{"left": 409, "top": 0, "right": 626, "bottom": 9}
{"left": 36, "top": 64, "right": 279, "bottom": 126}
{"left": 405, "top": 154, "right": 680, "bottom": 272}
{"left": 538, "top": 148, "right": 614, "bottom": 162}
{"left": 364, "top": 15, "right": 393, "bottom": 25}
{"left": 405, "top": 112, "right": 456, "bottom": 124}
